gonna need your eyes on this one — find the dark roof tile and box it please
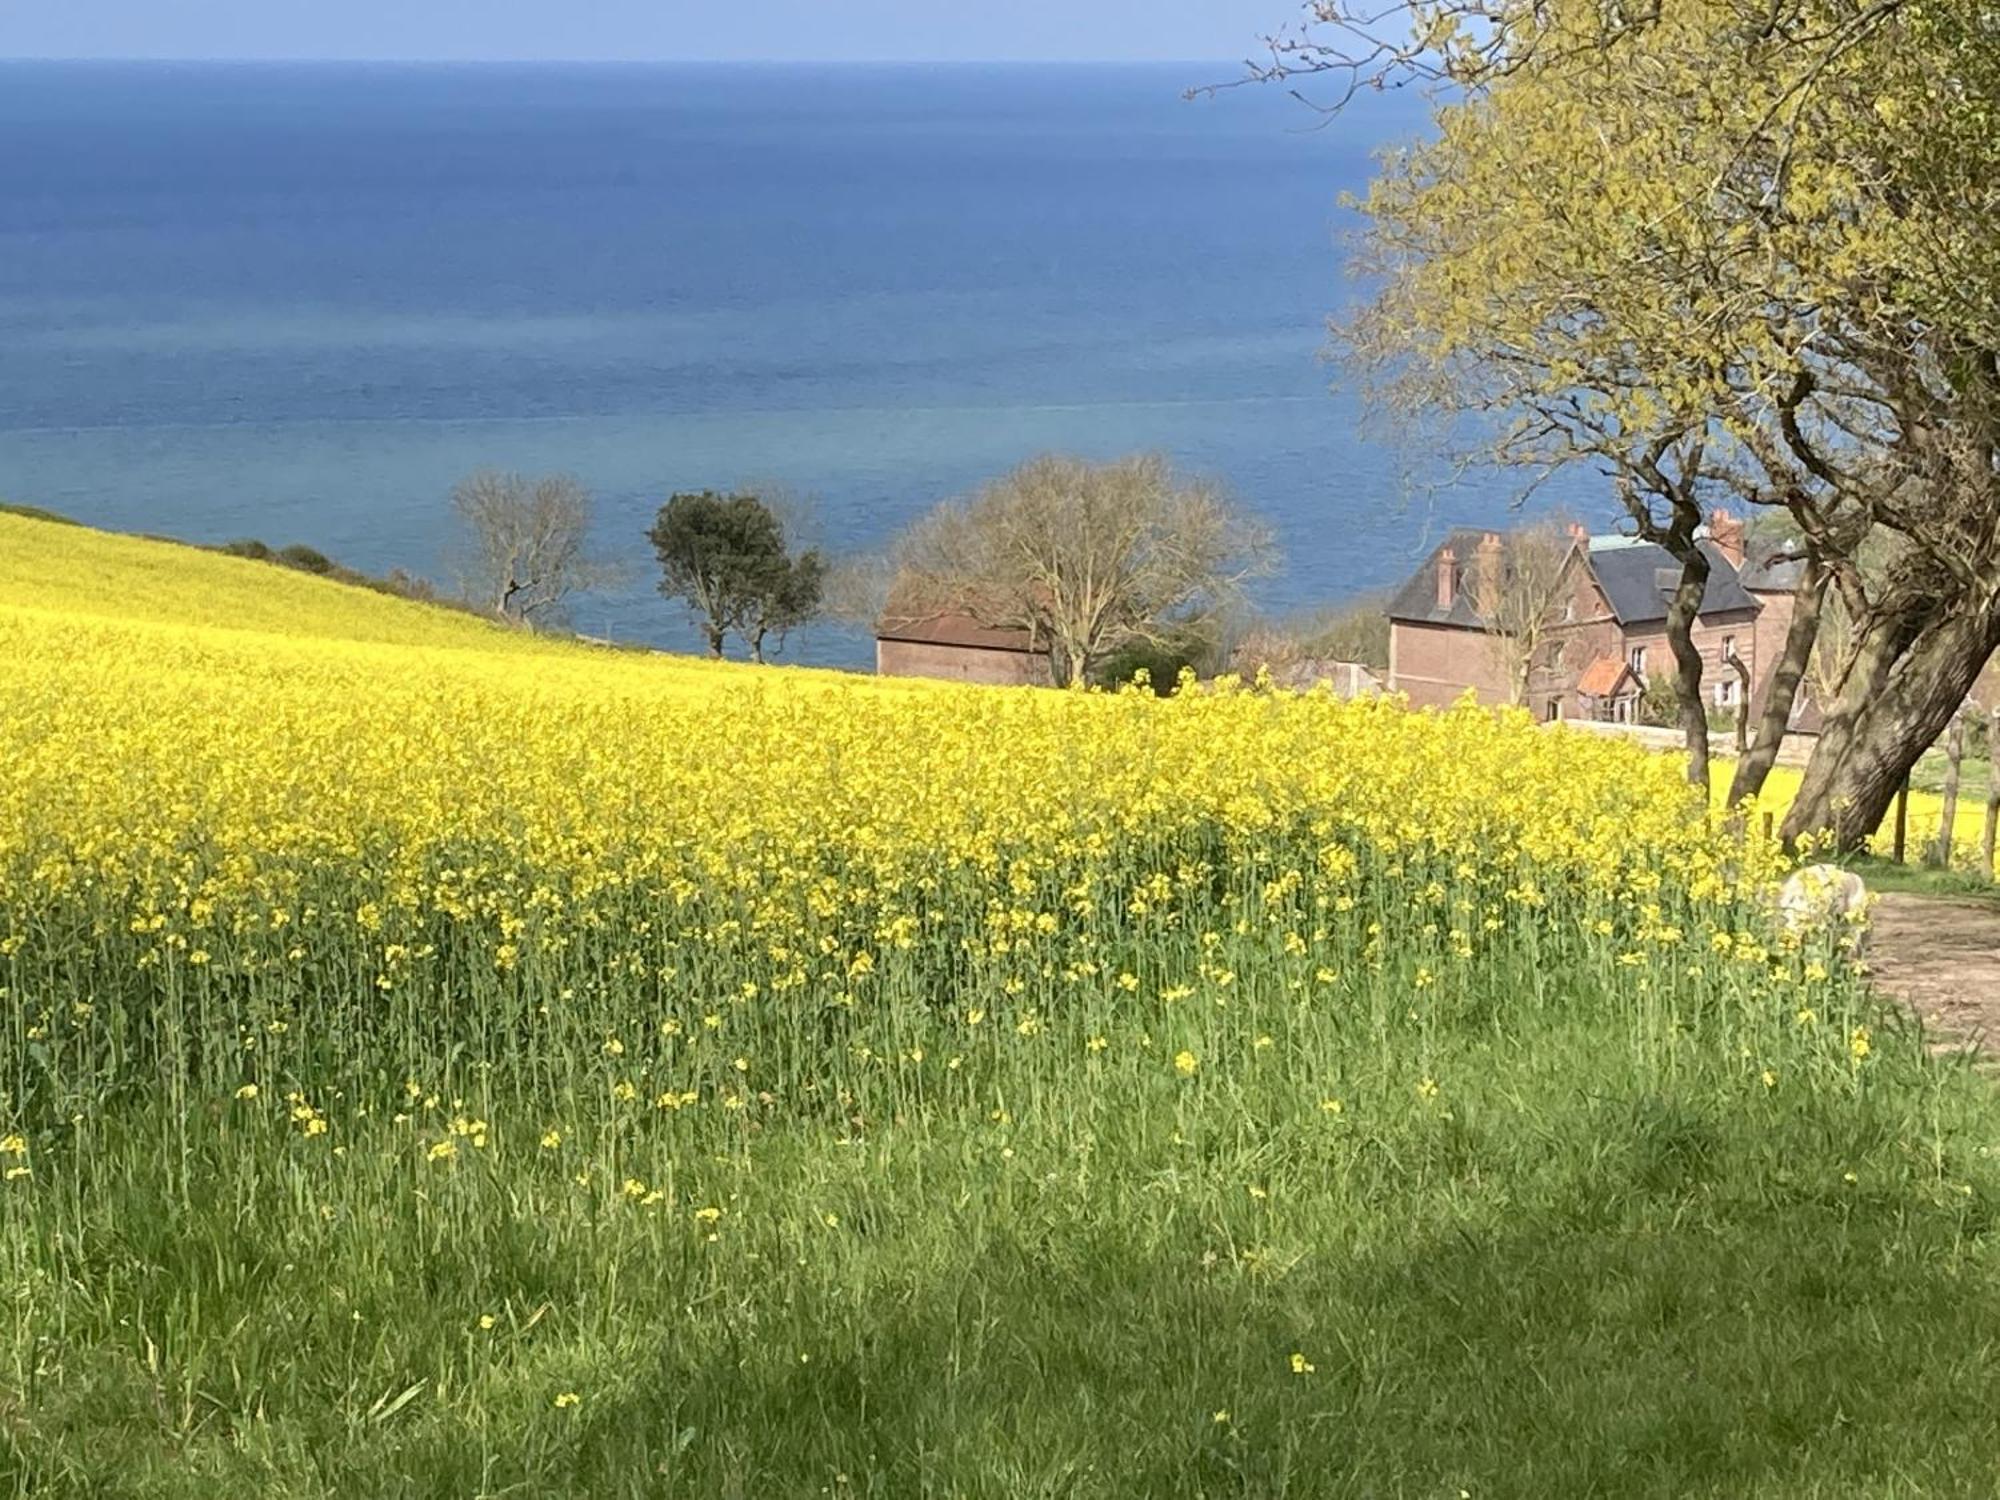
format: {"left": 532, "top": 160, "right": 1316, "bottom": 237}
{"left": 1585, "top": 540, "right": 1758, "bottom": 624}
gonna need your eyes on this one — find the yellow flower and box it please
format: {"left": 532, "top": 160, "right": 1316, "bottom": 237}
{"left": 478, "top": 1314, "right": 497, "bottom": 1330}
{"left": 540, "top": 1129, "right": 562, "bottom": 1149}
{"left": 1289, "top": 1352, "right": 1316, "bottom": 1375}
{"left": 1850, "top": 1026, "right": 1872, "bottom": 1062}
{"left": 0, "top": 1134, "right": 28, "bottom": 1158}
{"left": 1319, "top": 1098, "right": 1343, "bottom": 1115}
{"left": 1174, "top": 1050, "right": 1198, "bottom": 1077}
{"left": 1086, "top": 1035, "right": 1108, "bottom": 1053}
{"left": 553, "top": 1392, "right": 581, "bottom": 1409}
{"left": 427, "top": 1139, "right": 458, "bottom": 1162}
{"left": 693, "top": 1205, "right": 723, "bottom": 1224}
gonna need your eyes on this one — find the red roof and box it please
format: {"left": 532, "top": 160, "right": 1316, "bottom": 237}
{"left": 1577, "top": 655, "right": 1638, "bottom": 697}
{"left": 875, "top": 609, "right": 1040, "bottom": 653}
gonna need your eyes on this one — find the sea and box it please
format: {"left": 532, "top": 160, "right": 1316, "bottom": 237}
{"left": 0, "top": 60, "right": 1611, "bottom": 665}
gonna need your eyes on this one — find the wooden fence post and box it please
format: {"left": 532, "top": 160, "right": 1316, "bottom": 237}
{"left": 1984, "top": 707, "right": 2000, "bottom": 881}
{"left": 1934, "top": 709, "right": 1966, "bottom": 868}
{"left": 1893, "top": 772, "right": 1911, "bottom": 864}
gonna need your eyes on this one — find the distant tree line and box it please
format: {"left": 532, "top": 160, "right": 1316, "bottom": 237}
{"left": 442, "top": 453, "right": 1279, "bottom": 685}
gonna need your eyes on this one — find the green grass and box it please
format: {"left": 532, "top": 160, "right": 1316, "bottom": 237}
{"left": 6, "top": 892, "right": 2000, "bottom": 1498}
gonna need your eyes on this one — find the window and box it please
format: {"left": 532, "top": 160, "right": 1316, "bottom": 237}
{"left": 1628, "top": 645, "right": 1647, "bottom": 677}
{"left": 1713, "top": 679, "right": 1740, "bottom": 707}
{"left": 1720, "top": 634, "right": 1736, "bottom": 664}
{"left": 1544, "top": 698, "right": 1563, "bottom": 722}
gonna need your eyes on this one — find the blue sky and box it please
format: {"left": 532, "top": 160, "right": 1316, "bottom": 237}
{"left": 1, "top": 0, "right": 1301, "bottom": 62}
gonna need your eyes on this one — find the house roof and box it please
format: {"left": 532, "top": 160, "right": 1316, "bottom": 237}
{"left": 1384, "top": 528, "right": 1522, "bottom": 627}
{"left": 875, "top": 608, "right": 1040, "bottom": 653}
{"left": 1386, "top": 526, "right": 1756, "bottom": 630}
{"left": 1584, "top": 538, "right": 1759, "bottom": 625}
{"left": 1576, "top": 654, "right": 1640, "bottom": 698}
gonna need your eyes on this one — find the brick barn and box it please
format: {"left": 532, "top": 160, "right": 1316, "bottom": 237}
{"left": 1385, "top": 511, "right": 1814, "bottom": 726}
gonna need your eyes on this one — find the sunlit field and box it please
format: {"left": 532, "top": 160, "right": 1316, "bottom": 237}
{"left": 5, "top": 511, "right": 2000, "bottom": 1498}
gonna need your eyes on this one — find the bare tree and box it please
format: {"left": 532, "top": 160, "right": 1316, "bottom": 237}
{"left": 1230, "top": 593, "right": 1392, "bottom": 678}
{"left": 889, "top": 453, "right": 1276, "bottom": 688}
{"left": 1474, "top": 519, "right": 1580, "bottom": 706}
{"left": 450, "top": 471, "right": 602, "bottom": 627}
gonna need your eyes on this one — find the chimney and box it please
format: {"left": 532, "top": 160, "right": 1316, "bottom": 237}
{"left": 1567, "top": 522, "right": 1588, "bottom": 546}
{"left": 1436, "top": 547, "right": 1458, "bottom": 609}
{"left": 1474, "top": 532, "right": 1505, "bottom": 619}
{"left": 1707, "top": 508, "right": 1746, "bottom": 568}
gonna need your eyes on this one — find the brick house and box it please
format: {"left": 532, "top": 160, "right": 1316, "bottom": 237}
{"left": 1385, "top": 511, "right": 1812, "bottom": 725}
{"left": 874, "top": 606, "right": 1055, "bottom": 686}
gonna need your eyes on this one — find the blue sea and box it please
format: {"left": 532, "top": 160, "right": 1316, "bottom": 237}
{"left": 0, "top": 61, "right": 1608, "bottom": 664}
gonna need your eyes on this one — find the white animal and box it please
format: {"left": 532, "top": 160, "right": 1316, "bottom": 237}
{"left": 1776, "top": 864, "right": 1871, "bottom": 953}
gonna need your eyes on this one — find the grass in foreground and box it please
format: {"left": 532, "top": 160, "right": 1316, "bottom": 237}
{"left": 2, "top": 514, "right": 2000, "bottom": 1496}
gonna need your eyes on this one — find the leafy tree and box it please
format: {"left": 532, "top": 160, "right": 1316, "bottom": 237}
{"left": 648, "top": 491, "right": 823, "bottom": 660}
{"left": 450, "top": 471, "right": 602, "bottom": 627}
{"left": 1272, "top": 0, "right": 2000, "bottom": 847}
{"left": 888, "top": 453, "right": 1275, "bottom": 688}
{"left": 745, "top": 547, "right": 826, "bottom": 665}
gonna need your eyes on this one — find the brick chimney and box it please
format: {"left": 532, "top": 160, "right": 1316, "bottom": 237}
{"left": 1707, "top": 508, "right": 1746, "bottom": 568}
{"left": 1474, "top": 532, "right": 1505, "bottom": 618}
{"left": 1436, "top": 547, "right": 1458, "bottom": 609}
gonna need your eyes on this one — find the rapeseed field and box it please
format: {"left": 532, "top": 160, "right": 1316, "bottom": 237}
{"left": 3, "top": 510, "right": 1999, "bottom": 1498}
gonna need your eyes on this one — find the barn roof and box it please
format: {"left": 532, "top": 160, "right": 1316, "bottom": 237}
{"left": 875, "top": 608, "right": 1040, "bottom": 654}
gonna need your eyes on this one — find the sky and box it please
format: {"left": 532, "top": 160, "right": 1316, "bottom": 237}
{"left": 0, "top": 0, "right": 1303, "bottom": 63}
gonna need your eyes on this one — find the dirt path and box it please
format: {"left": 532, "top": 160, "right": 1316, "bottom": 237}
{"left": 1868, "top": 892, "right": 2000, "bottom": 1057}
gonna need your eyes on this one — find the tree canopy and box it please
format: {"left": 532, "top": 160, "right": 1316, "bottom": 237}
{"left": 888, "top": 453, "right": 1275, "bottom": 688}
{"left": 1279, "top": 0, "right": 2000, "bottom": 846}
{"left": 448, "top": 471, "right": 602, "bottom": 628}
{"left": 648, "top": 491, "right": 825, "bottom": 661}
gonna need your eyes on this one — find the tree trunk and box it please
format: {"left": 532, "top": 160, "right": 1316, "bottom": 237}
{"left": 1982, "top": 708, "right": 1999, "bottom": 880}
{"left": 1726, "top": 556, "right": 1824, "bottom": 806}
{"left": 1663, "top": 543, "right": 1711, "bottom": 791}
{"left": 702, "top": 623, "right": 725, "bottom": 658}
{"left": 750, "top": 626, "right": 767, "bottom": 665}
{"left": 1729, "top": 652, "right": 1752, "bottom": 756}
{"left": 1934, "top": 710, "right": 1966, "bottom": 867}
{"left": 1780, "top": 601, "right": 2000, "bottom": 851}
